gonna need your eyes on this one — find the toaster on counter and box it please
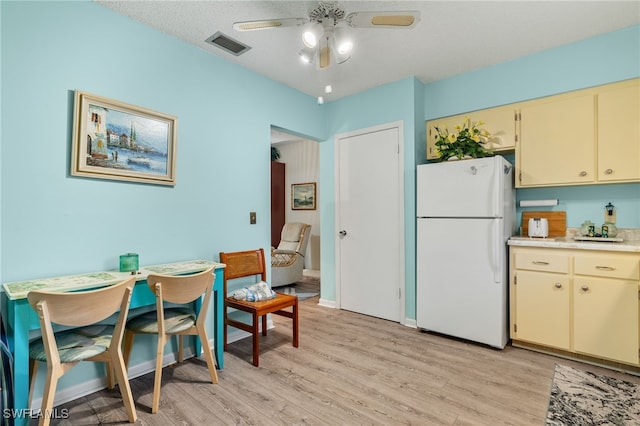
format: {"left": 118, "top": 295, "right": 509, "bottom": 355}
{"left": 528, "top": 217, "right": 549, "bottom": 238}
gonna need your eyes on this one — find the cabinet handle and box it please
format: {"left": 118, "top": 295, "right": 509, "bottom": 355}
{"left": 554, "top": 283, "right": 562, "bottom": 289}
{"left": 532, "top": 261, "right": 549, "bottom": 265}
{"left": 579, "top": 171, "right": 587, "bottom": 177}
{"left": 604, "top": 168, "right": 613, "bottom": 175}
{"left": 595, "top": 266, "right": 616, "bottom": 271}
{"left": 581, "top": 285, "right": 590, "bottom": 292}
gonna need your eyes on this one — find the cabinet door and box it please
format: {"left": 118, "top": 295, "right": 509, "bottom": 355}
{"left": 514, "top": 271, "right": 570, "bottom": 350}
{"left": 480, "top": 105, "right": 518, "bottom": 152}
{"left": 426, "top": 107, "right": 517, "bottom": 160}
{"left": 597, "top": 81, "right": 640, "bottom": 182}
{"left": 518, "top": 93, "right": 595, "bottom": 187}
{"left": 573, "top": 277, "right": 639, "bottom": 365}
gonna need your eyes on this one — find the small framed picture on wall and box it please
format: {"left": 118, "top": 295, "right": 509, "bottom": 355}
{"left": 292, "top": 182, "right": 316, "bottom": 210}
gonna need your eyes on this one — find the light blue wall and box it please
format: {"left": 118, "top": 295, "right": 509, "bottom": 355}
{"left": 423, "top": 25, "right": 640, "bottom": 230}
{"left": 1, "top": 1, "right": 325, "bottom": 282}
{"left": 1, "top": 0, "right": 325, "bottom": 397}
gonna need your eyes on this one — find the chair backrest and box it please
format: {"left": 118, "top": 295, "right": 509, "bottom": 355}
{"left": 277, "top": 223, "right": 311, "bottom": 255}
{"left": 146, "top": 266, "right": 215, "bottom": 305}
{"left": 27, "top": 277, "right": 135, "bottom": 328}
{"left": 219, "top": 248, "right": 267, "bottom": 296}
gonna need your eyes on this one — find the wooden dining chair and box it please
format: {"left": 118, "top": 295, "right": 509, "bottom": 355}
{"left": 122, "top": 266, "right": 218, "bottom": 414}
{"left": 219, "top": 248, "right": 299, "bottom": 367}
{"left": 27, "top": 277, "right": 137, "bottom": 426}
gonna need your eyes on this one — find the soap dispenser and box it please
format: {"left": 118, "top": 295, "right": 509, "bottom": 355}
{"left": 602, "top": 202, "right": 618, "bottom": 237}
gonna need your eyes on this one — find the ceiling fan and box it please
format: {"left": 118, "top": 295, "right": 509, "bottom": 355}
{"left": 232, "top": 1, "right": 420, "bottom": 69}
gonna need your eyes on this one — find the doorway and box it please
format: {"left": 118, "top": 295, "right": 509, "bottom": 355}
{"left": 335, "top": 121, "right": 404, "bottom": 323}
{"left": 270, "top": 128, "right": 321, "bottom": 272}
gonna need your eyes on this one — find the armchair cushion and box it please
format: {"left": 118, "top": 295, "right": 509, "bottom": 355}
{"left": 271, "top": 223, "right": 311, "bottom": 287}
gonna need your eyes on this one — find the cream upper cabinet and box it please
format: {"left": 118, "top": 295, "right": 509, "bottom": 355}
{"left": 517, "top": 92, "right": 595, "bottom": 187}
{"left": 516, "top": 78, "right": 639, "bottom": 188}
{"left": 597, "top": 80, "right": 640, "bottom": 182}
{"left": 426, "top": 105, "right": 517, "bottom": 160}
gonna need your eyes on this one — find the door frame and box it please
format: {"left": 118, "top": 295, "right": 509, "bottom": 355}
{"left": 334, "top": 120, "right": 405, "bottom": 324}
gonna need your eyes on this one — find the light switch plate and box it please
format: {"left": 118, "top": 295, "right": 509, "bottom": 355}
{"left": 250, "top": 212, "right": 256, "bottom": 224}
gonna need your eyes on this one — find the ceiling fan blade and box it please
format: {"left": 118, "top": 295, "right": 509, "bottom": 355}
{"left": 319, "top": 38, "right": 331, "bottom": 69}
{"left": 345, "top": 11, "right": 420, "bottom": 29}
{"left": 232, "top": 18, "right": 306, "bottom": 32}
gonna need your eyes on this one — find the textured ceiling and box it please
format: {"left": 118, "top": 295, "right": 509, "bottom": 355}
{"left": 96, "top": 0, "right": 640, "bottom": 103}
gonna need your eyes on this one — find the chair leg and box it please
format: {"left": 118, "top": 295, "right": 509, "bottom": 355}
{"left": 110, "top": 349, "right": 138, "bottom": 423}
{"left": 29, "top": 359, "right": 38, "bottom": 407}
{"left": 293, "top": 300, "right": 299, "bottom": 348}
{"left": 39, "top": 365, "right": 61, "bottom": 426}
{"left": 178, "top": 335, "right": 184, "bottom": 363}
{"left": 152, "top": 333, "right": 166, "bottom": 414}
{"left": 122, "top": 330, "right": 135, "bottom": 368}
{"left": 261, "top": 314, "right": 268, "bottom": 336}
{"left": 196, "top": 324, "right": 219, "bottom": 384}
{"left": 105, "top": 361, "right": 115, "bottom": 389}
{"left": 252, "top": 312, "right": 260, "bottom": 367}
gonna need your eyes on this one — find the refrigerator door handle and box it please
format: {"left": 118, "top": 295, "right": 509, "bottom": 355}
{"left": 493, "top": 220, "right": 502, "bottom": 283}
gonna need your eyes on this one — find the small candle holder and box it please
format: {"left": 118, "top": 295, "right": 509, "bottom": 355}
{"left": 119, "top": 253, "right": 139, "bottom": 275}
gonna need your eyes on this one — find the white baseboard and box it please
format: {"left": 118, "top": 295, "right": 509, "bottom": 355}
{"left": 317, "top": 298, "right": 337, "bottom": 308}
{"left": 404, "top": 318, "right": 417, "bottom": 329}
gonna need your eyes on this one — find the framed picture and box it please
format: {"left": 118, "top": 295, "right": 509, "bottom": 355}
{"left": 71, "top": 90, "right": 177, "bottom": 185}
{"left": 292, "top": 182, "right": 316, "bottom": 210}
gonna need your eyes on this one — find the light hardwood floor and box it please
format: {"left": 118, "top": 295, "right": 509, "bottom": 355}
{"left": 45, "top": 295, "right": 640, "bottom": 425}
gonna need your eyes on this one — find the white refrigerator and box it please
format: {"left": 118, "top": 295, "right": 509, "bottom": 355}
{"left": 416, "top": 156, "right": 515, "bottom": 349}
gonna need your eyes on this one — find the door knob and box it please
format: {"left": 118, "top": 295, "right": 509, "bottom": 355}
{"left": 339, "top": 230, "right": 347, "bottom": 237}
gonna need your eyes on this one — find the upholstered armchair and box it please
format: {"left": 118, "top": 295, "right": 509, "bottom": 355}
{"left": 271, "top": 223, "right": 311, "bottom": 287}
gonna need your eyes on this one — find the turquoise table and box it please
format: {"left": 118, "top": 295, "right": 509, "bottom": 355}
{"left": 1, "top": 259, "right": 225, "bottom": 426}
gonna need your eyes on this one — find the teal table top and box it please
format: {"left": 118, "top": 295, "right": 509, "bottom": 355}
{"left": 2, "top": 259, "right": 225, "bottom": 300}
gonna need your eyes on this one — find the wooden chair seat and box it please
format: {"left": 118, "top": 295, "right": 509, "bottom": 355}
{"left": 220, "top": 248, "right": 299, "bottom": 367}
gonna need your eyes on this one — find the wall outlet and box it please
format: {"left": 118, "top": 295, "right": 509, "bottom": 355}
{"left": 250, "top": 212, "right": 256, "bottom": 224}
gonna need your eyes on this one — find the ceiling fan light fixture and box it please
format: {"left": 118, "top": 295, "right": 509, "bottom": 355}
{"left": 298, "top": 47, "right": 315, "bottom": 64}
{"left": 301, "top": 22, "right": 324, "bottom": 48}
{"left": 332, "top": 27, "right": 353, "bottom": 56}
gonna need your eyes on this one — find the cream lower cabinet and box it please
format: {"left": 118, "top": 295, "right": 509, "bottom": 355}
{"left": 514, "top": 270, "right": 570, "bottom": 350}
{"left": 510, "top": 246, "right": 640, "bottom": 366}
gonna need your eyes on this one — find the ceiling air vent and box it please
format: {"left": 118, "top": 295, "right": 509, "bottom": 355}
{"left": 205, "top": 31, "right": 251, "bottom": 56}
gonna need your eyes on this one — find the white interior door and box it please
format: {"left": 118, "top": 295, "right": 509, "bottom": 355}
{"left": 335, "top": 122, "right": 403, "bottom": 322}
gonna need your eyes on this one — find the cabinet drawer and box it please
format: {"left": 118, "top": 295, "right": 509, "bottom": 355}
{"left": 515, "top": 251, "right": 570, "bottom": 274}
{"left": 574, "top": 254, "right": 640, "bottom": 280}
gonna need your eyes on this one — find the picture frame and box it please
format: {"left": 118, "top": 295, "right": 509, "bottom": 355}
{"left": 292, "top": 182, "right": 316, "bottom": 210}
{"left": 71, "top": 90, "right": 177, "bottom": 185}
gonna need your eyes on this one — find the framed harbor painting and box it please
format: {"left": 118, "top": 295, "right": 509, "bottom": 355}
{"left": 292, "top": 182, "right": 316, "bottom": 210}
{"left": 71, "top": 90, "right": 177, "bottom": 185}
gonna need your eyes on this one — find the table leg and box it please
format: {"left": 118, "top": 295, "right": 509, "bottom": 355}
{"left": 13, "top": 300, "right": 31, "bottom": 426}
{"left": 214, "top": 274, "right": 224, "bottom": 368}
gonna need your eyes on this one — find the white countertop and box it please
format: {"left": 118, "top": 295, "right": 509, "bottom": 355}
{"left": 508, "top": 236, "right": 640, "bottom": 253}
